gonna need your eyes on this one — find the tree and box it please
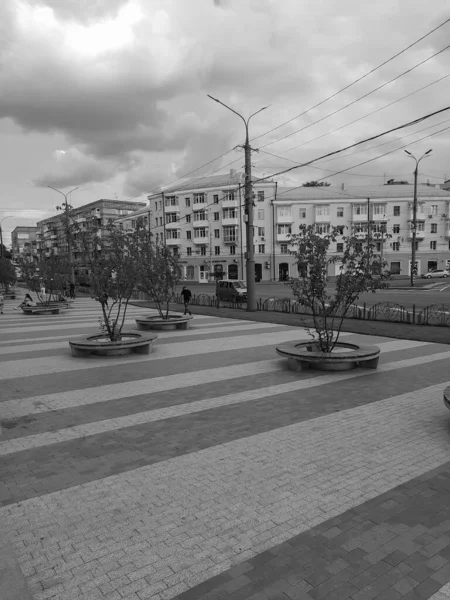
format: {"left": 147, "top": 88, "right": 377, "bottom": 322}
{"left": 75, "top": 220, "right": 140, "bottom": 341}
{"left": 0, "top": 258, "right": 16, "bottom": 293}
{"left": 134, "top": 223, "right": 182, "bottom": 319}
{"left": 17, "top": 254, "right": 70, "bottom": 304}
{"left": 288, "top": 225, "right": 390, "bottom": 352}
{"left": 302, "top": 181, "right": 331, "bottom": 187}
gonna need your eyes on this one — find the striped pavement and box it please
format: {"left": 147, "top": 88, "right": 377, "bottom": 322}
{"left": 1, "top": 297, "right": 450, "bottom": 600}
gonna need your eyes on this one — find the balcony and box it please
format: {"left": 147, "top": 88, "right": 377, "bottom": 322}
{"left": 75, "top": 217, "right": 86, "bottom": 224}
{"left": 165, "top": 221, "right": 180, "bottom": 229}
{"left": 222, "top": 199, "right": 238, "bottom": 209}
{"left": 277, "top": 214, "right": 293, "bottom": 224}
{"left": 223, "top": 235, "right": 239, "bottom": 244}
{"left": 165, "top": 238, "right": 180, "bottom": 246}
{"left": 222, "top": 217, "right": 239, "bottom": 226}
{"left": 354, "top": 232, "right": 368, "bottom": 240}
{"left": 277, "top": 233, "right": 292, "bottom": 242}
{"left": 407, "top": 230, "right": 426, "bottom": 240}
{"left": 192, "top": 202, "right": 207, "bottom": 212}
{"left": 193, "top": 234, "right": 209, "bottom": 245}
{"left": 352, "top": 212, "right": 368, "bottom": 222}
{"left": 409, "top": 212, "right": 427, "bottom": 221}
{"left": 164, "top": 204, "right": 179, "bottom": 212}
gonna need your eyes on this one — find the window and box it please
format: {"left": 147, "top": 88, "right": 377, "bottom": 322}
{"left": 186, "top": 214, "right": 191, "bottom": 223}
{"left": 277, "top": 224, "right": 292, "bottom": 235}
{"left": 258, "top": 244, "right": 265, "bottom": 253}
{"left": 223, "top": 208, "right": 237, "bottom": 219}
{"left": 417, "top": 222, "right": 425, "bottom": 232}
{"left": 230, "top": 245, "right": 236, "bottom": 255}
{"left": 186, "top": 247, "right": 192, "bottom": 256}
{"left": 430, "top": 205, "right": 438, "bottom": 215}
{"left": 193, "top": 228, "right": 208, "bottom": 238}
{"left": 316, "top": 224, "right": 330, "bottom": 234}
{"left": 187, "top": 231, "right": 192, "bottom": 240}
{"left": 390, "top": 262, "right": 401, "bottom": 274}
{"left": 131, "top": 220, "right": 136, "bottom": 228}
{"left": 165, "top": 213, "right": 178, "bottom": 223}
{"left": 223, "top": 191, "right": 235, "bottom": 201}
{"left": 392, "top": 242, "right": 400, "bottom": 251}
{"left": 214, "top": 212, "right": 219, "bottom": 221}
{"left": 223, "top": 226, "right": 238, "bottom": 242}
{"left": 185, "top": 198, "right": 190, "bottom": 207}
{"left": 194, "top": 212, "right": 207, "bottom": 222}
{"left": 213, "top": 195, "right": 219, "bottom": 204}
{"left": 194, "top": 193, "right": 205, "bottom": 204}
{"left": 376, "top": 242, "right": 382, "bottom": 252}
{"left": 159, "top": 217, "right": 163, "bottom": 226}
{"left": 431, "top": 223, "right": 438, "bottom": 233}
{"left": 393, "top": 224, "right": 400, "bottom": 234}
{"left": 372, "top": 204, "right": 386, "bottom": 215}
{"left": 155, "top": 202, "right": 158, "bottom": 211}
{"left": 336, "top": 226, "right": 344, "bottom": 235}
{"left": 430, "top": 241, "right": 437, "bottom": 250}
{"left": 315, "top": 205, "right": 330, "bottom": 217}
{"left": 337, "top": 207, "right": 344, "bottom": 218}
{"left": 393, "top": 206, "right": 400, "bottom": 216}
{"left": 166, "top": 229, "right": 180, "bottom": 239}
{"left": 214, "top": 246, "right": 220, "bottom": 255}
{"left": 200, "top": 246, "right": 207, "bottom": 255}
{"left": 258, "top": 209, "right": 265, "bottom": 220}
{"left": 278, "top": 206, "right": 291, "bottom": 218}
{"left": 415, "top": 241, "right": 419, "bottom": 251}
{"left": 173, "top": 247, "right": 179, "bottom": 256}
{"left": 354, "top": 204, "right": 367, "bottom": 216}
{"left": 164, "top": 196, "right": 178, "bottom": 207}
{"left": 297, "top": 207, "right": 306, "bottom": 219}
{"left": 336, "top": 243, "right": 344, "bottom": 252}
{"left": 214, "top": 229, "right": 220, "bottom": 238}
{"left": 257, "top": 191, "right": 264, "bottom": 202}
{"left": 258, "top": 227, "right": 265, "bottom": 236}
{"left": 280, "top": 244, "right": 288, "bottom": 254}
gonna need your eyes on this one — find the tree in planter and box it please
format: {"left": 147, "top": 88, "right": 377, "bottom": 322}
{"left": 288, "top": 225, "right": 390, "bottom": 352}
{"left": 17, "top": 255, "right": 70, "bottom": 304}
{"left": 0, "top": 258, "right": 16, "bottom": 294}
{"left": 134, "top": 224, "right": 182, "bottom": 319}
{"left": 76, "top": 221, "right": 140, "bottom": 341}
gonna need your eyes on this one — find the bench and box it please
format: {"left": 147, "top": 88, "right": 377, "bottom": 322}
{"left": 21, "top": 306, "right": 60, "bottom": 315}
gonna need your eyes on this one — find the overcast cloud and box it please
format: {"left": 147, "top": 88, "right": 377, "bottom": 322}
{"left": 0, "top": 0, "right": 449, "bottom": 240}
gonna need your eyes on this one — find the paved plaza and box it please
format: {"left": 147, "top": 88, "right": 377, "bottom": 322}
{"left": 1, "top": 298, "right": 450, "bottom": 600}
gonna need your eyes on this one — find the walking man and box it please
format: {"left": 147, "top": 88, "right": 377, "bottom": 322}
{"left": 69, "top": 281, "right": 75, "bottom": 299}
{"left": 181, "top": 286, "right": 192, "bottom": 315}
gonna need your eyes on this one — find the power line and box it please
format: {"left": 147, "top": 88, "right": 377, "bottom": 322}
{"left": 252, "top": 17, "right": 450, "bottom": 144}
{"left": 252, "top": 72, "right": 450, "bottom": 169}
{"left": 258, "top": 43, "right": 450, "bottom": 152}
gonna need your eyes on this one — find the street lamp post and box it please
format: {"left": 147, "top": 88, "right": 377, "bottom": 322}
{"left": 45, "top": 185, "right": 79, "bottom": 285}
{"left": 208, "top": 95, "right": 269, "bottom": 311}
{"left": 0, "top": 216, "right": 14, "bottom": 258}
{"left": 404, "top": 149, "right": 432, "bottom": 286}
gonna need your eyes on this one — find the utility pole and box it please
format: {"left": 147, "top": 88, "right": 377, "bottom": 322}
{"left": 366, "top": 198, "right": 371, "bottom": 273}
{"left": 0, "top": 216, "right": 14, "bottom": 258}
{"left": 45, "top": 185, "right": 79, "bottom": 285}
{"left": 208, "top": 95, "right": 269, "bottom": 311}
{"left": 404, "top": 149, "right": 432, "bottom": 286}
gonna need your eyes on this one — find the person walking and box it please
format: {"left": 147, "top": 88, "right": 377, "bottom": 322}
{"left": 181, "top": 286, "right": 192, "bottom": 315}
{"left": 0, "top": 293, "right": 4, "bottom": 315}
{"left": 69, "top": 282, "right": 75, "bottom": 299}
{"left": 40, "top": 282, "right": 47, "bottom": 303}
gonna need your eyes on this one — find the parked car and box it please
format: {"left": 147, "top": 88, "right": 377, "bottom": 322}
{"left": 421, "top": 270, "right": 449, "bottom": 279}
{"left": 216, "top": 279, "right": 247, "bottom": 302}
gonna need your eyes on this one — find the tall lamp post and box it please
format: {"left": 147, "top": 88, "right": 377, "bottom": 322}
{"left": 0, "top": 216, "right": 14, "bottom": 258}
{"left": 404, "top": 149, "right": 432, "bottom": 286}
{"left": 45, "top": 185, "right": 79, "bottom": 285}
{"left": 207, "top": 95, "right": 269, "bottom": 311}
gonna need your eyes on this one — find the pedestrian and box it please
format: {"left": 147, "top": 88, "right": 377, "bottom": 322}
{"left": 0, "top": 294, "right": 4, "bottom": 314}
{"left": 181, "top": 286, "right": 192, "bottom": 315}
{"left": 14, "top": 293, "right": 33, "bottom": 310}
{"left": 69, "top": 282, "right": 75, "bottom": 299}
{"left": 40, "top": 282, "right": 46, "bottom": 303}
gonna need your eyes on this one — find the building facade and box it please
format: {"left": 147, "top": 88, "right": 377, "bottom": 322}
{"left": 115, "top": 170, "right": 277, "bottom": 282}
{"left": 36, "top": 199, "right": 146, "bottom": 273}
{"left": 11, "top": 226, "right": 38, "bottom": 262}
{"left": 116, "top": 179, "right": 450, "bottom": 282}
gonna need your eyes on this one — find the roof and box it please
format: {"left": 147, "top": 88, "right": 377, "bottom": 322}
{"left": 161, "top": 171, "right": 273, "bottom": 194}
{"left": 275, "top": 184, "right": 450, "bottom": 202}
{"left": 37, "top": 199, "right": 146, "bottom": 226}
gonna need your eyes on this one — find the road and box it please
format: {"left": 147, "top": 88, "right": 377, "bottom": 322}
{"left": 177, "top": 280, "right": 450, "bottom": 310}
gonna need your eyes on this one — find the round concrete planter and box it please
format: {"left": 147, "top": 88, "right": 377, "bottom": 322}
{"left": 21, "top": 306, "right": 61, "bottom": 315}
{"left": 135, "top": 314, "right": 192, "bottom": 331}
{"left": 69, "top": 332, "right": 158, "bottom": 357}
{"left": 36, "top": 301, "right": 70, "bottom": 310}
{"left": 276, "top": 341, "right": 380, "bottom": 372}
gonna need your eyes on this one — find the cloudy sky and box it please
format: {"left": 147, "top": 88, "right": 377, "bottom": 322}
{"left": 1, "top": 0, "right": 449, "bottom": 244}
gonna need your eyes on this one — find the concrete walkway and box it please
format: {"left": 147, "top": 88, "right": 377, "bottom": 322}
{"left": 1, "top": 297, "right": 450, "bottom": 600}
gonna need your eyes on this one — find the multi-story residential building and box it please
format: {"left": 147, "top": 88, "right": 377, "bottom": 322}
{"left": 116, "top": 178, "right": 450, "bottom": 282}
{"left": 115, "top": 170, "right": 276, "bottom": 282}
{"left": 11, "top": 226, "right": 38, "bottom": 262}
{"left": 36, "top": 199, "right": 146, "bottom": 275}
{"left": 272, "top": 183, "right": 450, "bottom": 279}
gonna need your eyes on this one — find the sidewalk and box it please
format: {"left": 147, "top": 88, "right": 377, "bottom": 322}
{"left": 1, "top": 297, "right": 450, "bottom": 600}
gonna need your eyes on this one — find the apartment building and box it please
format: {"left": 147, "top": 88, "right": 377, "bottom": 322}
{"left": 36, "top": 199, "right": 146, "bottom": 270}
{"left": 272, "top": 183, "right": 450, "bottom": 278}
{"left": 11, "top": 226, "right": 38, "bottom": 261}
{"left": 115, "top": 170, "right": 277, "bottom": 282}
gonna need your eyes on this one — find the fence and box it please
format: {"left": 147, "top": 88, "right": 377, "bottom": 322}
{"left": 131, "top": 290, "right": 450, "bottom": 328}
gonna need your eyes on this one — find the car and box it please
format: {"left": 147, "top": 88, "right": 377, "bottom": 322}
{"left": 216, "top": 279, "right": 247, "bottom": 302}
{"left": 421, "top": 269, "right": 449, "bottom": 279}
